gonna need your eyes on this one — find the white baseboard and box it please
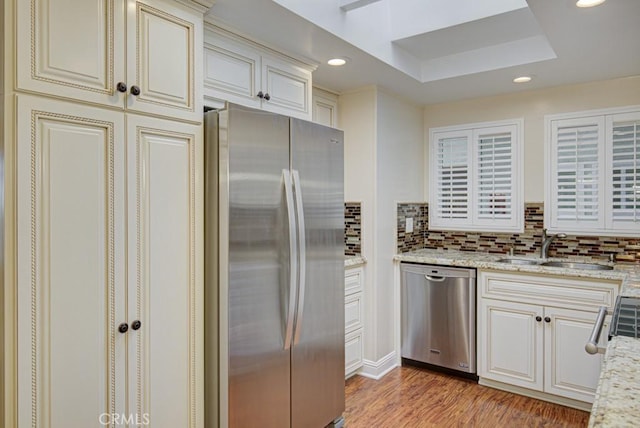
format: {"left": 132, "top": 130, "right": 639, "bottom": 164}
{"left": 358, "top": 351, "right": 398, "bottom": 380}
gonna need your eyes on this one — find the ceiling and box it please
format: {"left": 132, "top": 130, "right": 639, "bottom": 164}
{"left": 207, "top": 0, "right": 640, "bottom": 106}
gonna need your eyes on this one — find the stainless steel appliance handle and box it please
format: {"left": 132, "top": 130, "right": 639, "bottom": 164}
{"left": 585, "top": 306, "right": 608, "bottom": 355}
{"left": 283, "top": 169, "right": 298, "bottom": 350}
{"left": 292, "top": 170, "right": 306, "bottom": 345}
{"left": 424, "top": 274, "right": 446, "bottom": 282}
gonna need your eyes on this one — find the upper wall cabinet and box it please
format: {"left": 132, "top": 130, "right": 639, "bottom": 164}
{"left": 16, "top": 0, "right": 203, "bottom": 122}
{"left": 203, "top": 25, "right": 315, "bottom": 120}
{"left": 312, "top": 88, "right": 339, "bottom": 128}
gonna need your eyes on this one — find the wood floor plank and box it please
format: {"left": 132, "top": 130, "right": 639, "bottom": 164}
{"left": 344, "top": 366, "right": 589, "bottom": 427}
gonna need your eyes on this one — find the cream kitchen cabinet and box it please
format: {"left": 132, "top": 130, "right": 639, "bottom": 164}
{"left": 478, "top": 270, "right": 617, "bottom": 406}
{"left": 16, "top": 95, "right": 203, "bottom": 428}
{"left": 16, "top": 0, "right": 203, "bottom": 122}
{"left": 479, "top": 299, "right": 543, "bottom": 391}
{"left": 203, "top": 25, "right": 314, "bottom": 120}
{"left": 345, "top": 266, "right": 364, "bottom": 378}
{"left": 312, "top": 88, "right": 339, "bottom": 128}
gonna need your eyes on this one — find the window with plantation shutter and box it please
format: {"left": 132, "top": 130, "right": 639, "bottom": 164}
{"left": 545, "top": 107, "right": 640, "bottom": 236}
{"left": 429, "top": 120, "right": 523, "bottom": 232}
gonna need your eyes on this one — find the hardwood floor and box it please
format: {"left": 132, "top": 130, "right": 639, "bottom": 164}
{"left": 344, "top": 366, "right": 589, "bottom": 427}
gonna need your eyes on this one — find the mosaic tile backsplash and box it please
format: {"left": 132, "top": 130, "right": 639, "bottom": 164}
{"left": 397, "top": 203, "right": 428, "bottom": 253}
{"left": 397, "top": 203, "right": 640, "bottom": 263}
{"left": 345, "top": 202, "right": 362, "bottom": 256}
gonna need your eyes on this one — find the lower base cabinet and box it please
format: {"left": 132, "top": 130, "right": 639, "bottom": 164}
{"left": 345, "top": 266, "right": 364, "bottom": 378}
{"left": 478, "top": 270, "right": 617, "bottom": 405}
{"left": 479, "top": 299, "right": 607, "bottom": 403}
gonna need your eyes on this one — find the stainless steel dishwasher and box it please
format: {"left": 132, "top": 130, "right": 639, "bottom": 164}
{"left": 400, "top": 263, "right": 476, "bottom": 374}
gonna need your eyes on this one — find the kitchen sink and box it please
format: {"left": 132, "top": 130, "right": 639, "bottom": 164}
{"left": 540, "top": 261, "right": 613, "bottom": 271}
{"left": 496, "top": 258, "right": 614, "bottom": 271}
{"left": 496, "top": 258, "right": 541, "bottom": 265}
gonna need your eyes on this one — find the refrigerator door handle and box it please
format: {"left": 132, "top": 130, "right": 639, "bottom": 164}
{"left": 283, "top": 169, "right": 298, "bottom": 350}
{"left": 292, "top": 169, "right": 307, "bottom": 345}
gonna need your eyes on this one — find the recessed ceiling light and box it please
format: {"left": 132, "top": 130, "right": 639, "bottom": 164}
{"left": 327, "top": 58, "right": 347, "bottom": 66}
{"left": 576, "top": 0, "right": 606, "bottom": 8}
{"left": 513, "top": 76, "right": 532, "bottom": 83}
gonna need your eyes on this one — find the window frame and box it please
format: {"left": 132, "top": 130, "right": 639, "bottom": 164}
{"left": 428, "top": 118, "right": 524, "bottom": 233}
{"left": 544, "top": 105, "right": 640, "bottom": 237}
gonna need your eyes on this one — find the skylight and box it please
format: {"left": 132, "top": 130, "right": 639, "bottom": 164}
{"left": 272, "top": 0, "right": 556, "bottom": 83}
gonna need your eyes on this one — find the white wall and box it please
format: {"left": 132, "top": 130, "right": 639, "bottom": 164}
{"left": 423, "top": 76, "right": 640, "bottom": 202}
{"left": 338, "top": 87, "right": 378, "bottom": 360}
{"left": 339, "top": 86, "right": 424, "bottom": 372}
{"left": 375, "top": 90, "right": 423, "bottom": 360}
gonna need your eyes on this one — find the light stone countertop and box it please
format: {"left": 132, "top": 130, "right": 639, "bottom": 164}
{"left": 394, "top": 248, "right": 640, "bottom": 295}
{"left": 345, "top": 255, "right": 367, "bottom": 268}
{"left": 395, "top": 248, "right": 640, "bottom": 427}
{"left": 588, "top": 336, "right": 640, "bottom": 427}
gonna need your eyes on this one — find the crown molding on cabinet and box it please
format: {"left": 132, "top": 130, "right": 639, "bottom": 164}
{"left": 204, "top": 17, "right": 319, "bottom": 70}
{"left": 175, "top": 0, "right": 215, "bottom": 13}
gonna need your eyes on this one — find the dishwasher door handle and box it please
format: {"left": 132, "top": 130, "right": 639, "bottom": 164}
{"left": 424, "top": 274, "right": 446, "bottom": 282}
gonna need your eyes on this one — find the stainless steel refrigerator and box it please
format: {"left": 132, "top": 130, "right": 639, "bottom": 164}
{"left": 204, "top": 104, "right": 345, "bottom": 428}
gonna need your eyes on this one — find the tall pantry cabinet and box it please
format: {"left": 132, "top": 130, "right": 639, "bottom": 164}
{"left": 2, "top": 0, "right": 211, "bottom": 427}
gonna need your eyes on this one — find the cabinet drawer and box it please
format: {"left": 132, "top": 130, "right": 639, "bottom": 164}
{"left": 479, "top": 270, "right": 619, "bottom": 311}
{"left": 345, "top": 292, "right": 363, "bottom": 333}
{"left": 345, "top": 267, "right": 363, "bottom": 296}
{"left": 345, "top": 329, "right": 364, "bottom": 378}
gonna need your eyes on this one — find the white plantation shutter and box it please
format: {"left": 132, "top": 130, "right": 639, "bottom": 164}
{"left": 608, "top": 113, "right": 640, "bottom": 230}
{"left": 546, "top": 107, "right": 640, "bottom": 236}
{"left": 474, "top": 126, "right": 517, "bottom": 225}
{"left": 429, "top": 121, "right": 523, "bottom": 232}
{"left": 434, "top": 131, "right": 471, "bottom": 224}
{"left": 552, "top": 119, "right": 603, "bottom": 225}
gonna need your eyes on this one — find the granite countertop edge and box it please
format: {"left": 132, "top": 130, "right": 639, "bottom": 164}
{"left": 587, "top": 336, "right": 640, "bottom": 427}
{"left": 345, "top": 255, "right": 367, "bottom": 268}
{"left": 394, "top": 249, "right": 640, "bottom": 295}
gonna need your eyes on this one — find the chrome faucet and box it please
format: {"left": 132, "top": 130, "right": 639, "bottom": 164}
{"left": 540, "top": 228, "right": 567, "bottom": 259}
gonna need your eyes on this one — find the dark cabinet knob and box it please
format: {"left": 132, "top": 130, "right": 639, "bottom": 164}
{"left": 116, "top": 82, "right": 128, "bottom": 93}
{"left": 536, "top": 316, "right": 542, "bottom": 322}
{"left": 257, "top": 91, "right": 264, "bottom": 99}
{"left": 263, "top": 93, "right": 271, "bottom": 101}
{"left": 131, "top": 320, "right": 142, "bottom": 331}
{"left": 544, "top": 316, "right": 551, "bottom": 323}
{"left": 118, "top": 323, "right": 129, "bottom": 333}
{"left": 130, "top": 85, "right": 141, "bottom": 96}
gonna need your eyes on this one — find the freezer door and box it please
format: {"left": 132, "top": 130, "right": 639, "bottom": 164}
{"left": 290, "top": 119, "right": 345, "bottom": 427}
{"left": 222, "top": 105, "right": 293, "bottom": 427}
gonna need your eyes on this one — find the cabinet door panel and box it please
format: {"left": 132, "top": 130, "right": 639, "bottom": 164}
{"left": 312, "top": 89, "right": 338, "bottom": 127}
{"left": 17, "top": 0, "right": 125, "bottom": 107}
{"left": 127, "top": 116, "right": 202, "bottom": 428}
{"left": 345, "top": 293, "right": 363, "bottom": 334}
{"left": 479, "top": 299, "right": 543, "bottom": 391}
{"left": 127, "top": 0, "right": 202, "bottom": 122}
{"left": 313, "top": 99, "right": 337, "bottom": 127}
{"left": 545, "top": 307, "right": 608, "bottom": 402}
{"left": 203, "top": 31, "right": 261, "bottom": 108}
{"left": 345, "top": 330, "right": 364, "bottom": 378}
{"left": 17, "top": 96, "right": 126, "bottom": 428}
{"left": 262, "top": 55, "right": 312, "bottom": 119}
